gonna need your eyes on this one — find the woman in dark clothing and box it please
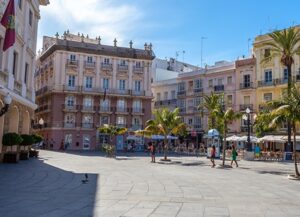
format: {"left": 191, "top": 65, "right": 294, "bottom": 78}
{"left": 211, "top": 145, "right": 216, "bottom": 168}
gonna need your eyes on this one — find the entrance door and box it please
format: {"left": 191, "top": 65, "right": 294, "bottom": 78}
{"left": 116, "top": 135, "right": 123, "bottom": 150}
{"left": 83, "top": 135, "right": 91, "bottom": 150}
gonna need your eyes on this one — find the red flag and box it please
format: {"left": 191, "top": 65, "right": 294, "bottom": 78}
{"left": 1, "top": 0, "right": 15, "bottom": 51}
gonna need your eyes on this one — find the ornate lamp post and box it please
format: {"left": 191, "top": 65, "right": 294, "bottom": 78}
{"left": 0, "top": 93, "right": 12, "bottom": 117}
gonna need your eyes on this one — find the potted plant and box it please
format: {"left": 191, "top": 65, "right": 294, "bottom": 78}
{"left": 29, "top": 134, "right": 43, "bottom": 158}
{"left": 19, "top": 134, "right": 35, "bottom": 160}
{"left": 2, "top": 133, "right": 23, "bottom": 163}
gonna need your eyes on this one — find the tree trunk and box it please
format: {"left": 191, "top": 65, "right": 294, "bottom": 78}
{"left": 164, "top": 136, "right": 168, "bottom": 160}
{"left": 287, "top": 64, "right": 292, "bottom": 151}
{"left": 222, "top": 126, "right": 227, "bottom": 166}
{"left": 292, "top": 123, "right": 300, "bottom": 177}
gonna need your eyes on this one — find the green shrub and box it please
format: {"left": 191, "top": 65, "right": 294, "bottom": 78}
{"left": 32, "top": 134, "right": 43, "bottom": 143}
{"left": 2, "top": 133, "right": 23, "bottom": 146}
{"left": 20, "top": 134, "right": 35, "bottom": 146}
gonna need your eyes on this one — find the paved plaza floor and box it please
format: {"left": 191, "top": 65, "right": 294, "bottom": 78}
{"left": 0, "top": 150, "right": 300, "bottom": 217}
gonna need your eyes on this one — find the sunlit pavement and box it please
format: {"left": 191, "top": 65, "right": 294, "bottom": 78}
{"left": 0, "top": 150, "right": 299, "bottom": 217}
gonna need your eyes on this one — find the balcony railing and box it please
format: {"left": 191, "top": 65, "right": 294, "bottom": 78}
{"left": 132, "top": 107, "right": 144, "bottom": 113}
{"left": 154, "top": 99, "right": 177, "bottom": 107}
{"left": 257, "top": 80, "right": 275, "bottom": 87}
{"left": 82, "top": 86, "right": 99, "bottom": 92}
{"left": 214, "top": 85, "right": 224, "bottom": 92}
{"left": 117, "top": 64, "right": 129, "bottom": 72}
{"left": 194, "top": 88, "right": 203, "bottom": 94}
{"left": 177, "top": 90, "right": 186, "bottom": 96}
{"left": 99, "top": 106, "right": 111, "bottom": 112}
{"left": 116, "top": 107, "right": 127, "bottom": 113}
{"left": 64, "top": 122, "right": 76, "bottom": 128}
{"left": 101, "top": 63, "right": 113, "bottom": 71}
{"left": 81, "top": 105, "right": 96, "bottom": 112}
{"left": 240, "top": 82, "right": 254, "bottom": 89}
{"left": 84, "top": 61, "right": 96, "bottom": 68}
{"left": 63, "top": 85, "right": 80, "bottom": 92}
{"left": 82, "top": 123, "right": 94, "bottom": 129}
{"left": 133, "top": 66, "right": 143, "bottom": 73}
{"left": 131, "top": 90, "right": 145, "bottom": 96}
{"left": 276, "top": 78, "right": 288, "bottom": 85}
{"left": 66, "top": 59, "right": 78, "bottom": 67}
{"left": 115, "top": 89, "right": 130, "bottom": 95}
{"left": 239, "top": 104, "right": 253, "bottom": 111}
{"left": 63, "top": 104, "right": 79, "bottom": 111}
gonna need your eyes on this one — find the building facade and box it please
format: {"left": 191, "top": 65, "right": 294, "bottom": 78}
{"left": 0, "top": 0, "right": 49, "bottom": 159}
{"left": 35, "top": 32, "right": 154, "bottom": 150}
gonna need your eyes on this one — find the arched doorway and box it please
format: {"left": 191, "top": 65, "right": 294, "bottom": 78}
{"left": 0, "top": 100, "right": 4, "bottom": 154}
{"left": 22, "top": 110, "right": 30, "bottom": 134}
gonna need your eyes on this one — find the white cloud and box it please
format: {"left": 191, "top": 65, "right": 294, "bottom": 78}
{"left": 38, "top": 0, "right": 144, "bottom": 50}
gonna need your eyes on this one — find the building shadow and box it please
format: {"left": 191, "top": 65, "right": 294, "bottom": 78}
{"left": 0, "top": 158, "right": 98, "bottom": 217}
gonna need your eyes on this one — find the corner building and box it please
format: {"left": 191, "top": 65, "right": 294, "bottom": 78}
{"left": 35, "top": 32, "right": 155, "bottom": 150}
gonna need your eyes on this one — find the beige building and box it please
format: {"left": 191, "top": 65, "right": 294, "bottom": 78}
{"left": 0, "top": 0, "right": 49, "bottom": 159}
{"left": 34, "top": 32, "right": 154, "bottom": 150}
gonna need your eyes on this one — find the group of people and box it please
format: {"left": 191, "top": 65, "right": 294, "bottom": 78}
{"left": 210, "top": 145, "right": 238, "bottom": 168}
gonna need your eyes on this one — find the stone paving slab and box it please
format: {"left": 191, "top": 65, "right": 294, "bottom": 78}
{"left": 0, "top": 150, "right": 300, "bottom": 217}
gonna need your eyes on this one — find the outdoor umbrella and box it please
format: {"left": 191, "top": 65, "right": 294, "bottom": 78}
{"left": 226, "top": 135, "right": 242, "bottom": 142}
{"left": 240, "top": 136, "right": 258, "bottom": 143}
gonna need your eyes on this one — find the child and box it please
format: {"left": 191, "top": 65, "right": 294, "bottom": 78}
{"left": 231, "top": 145, "right": 238, "bottom": 167}
{"left": 211, "top": 145, "right": 216, "bottom": 168}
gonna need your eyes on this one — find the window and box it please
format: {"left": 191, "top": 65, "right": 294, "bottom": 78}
{"left": 66, "top": 96, "right": 75, "bottom": 106}
{"left": 117, "top": 116, "right": 125, "bottom": 125}
{"left": 83, "top": 97, "right": 93, "bottom": 107}
{"left": 87, "top": 56, "right": 93, "bottom": 63}
{"left": 264, "top": 48, "right": 270, "bottom": 58}
{"left": 217, "top": 78, "right": 223, "bottom": 85}
{"left": 194, "top": 79, "right": 202, "bottom": 89}
{"left": 120, "top": 60, "right": 126, "bottom": 66}
{"left": 264, "top": 93, "right": 272, "bottom": 102}
{"left": 136, "top": 62, "right": 141, "bottom": 67}
{"left": 85, "top": 76, "right": 93, "bottom": 89}
{"left": 133, "top": 117, "right": 140, "bottom": 126}
{"left": 104, "top": 58, "right": 110, "bottom": 64}
{"left": 68, "top": 75, "right": 75, "bottom": 87}
{"left": 117, "top": 99, "right": 125, "bottom": 109}
{"left": 178, "top": 99, "right": 185, "bottom": 108}
{"left": 171, "top": 90, "right": 176, "bottom": 99}
{"left": 244, "top": 96, "right": 250, "bottom": 105}
{"left": 29, "top": 10, "right": 33, "bottom": 26}
{"left": 133, "top": 100, "right": 141, "bottom": 112}
{"left": 83, "top": 115, "right": 92, "bottom": 123}
{"left": 119, "top": 80, "right": 125, "bottom": 90}
{"left": 178, "top": 82, "right": 185, "bottom": 91}
{"left": 65, "top": 114, "right": 75, "bottom": 124}
{"left": 18, "top": 0, "right": 22, "bottom": 10}
{"left": 264, "top": 70, "right": 272, "bottom": 83}
{"left": 157, "top": 93, "right": 161, "bottom": 101}
{"left": 103, "top": 78, "right": 109, "bottom": 89}
{"left": 70, "top": 54, "right": 76, "bottom": 61}
{"left": 194, "top": 97, "right": 202, "bottom": 107}
{"left": 194, "top": 116, "right": 201, "bottom": 124}
{"left": 208, "top": 79, "right": 213, "bottom": 87}
{"left": 134, "top": 80, "right": 141, "bottom": 91}
{"left": 13, "top": 51, "right": 18, "bottom": 77}
{"left": 227, "top": 76, "right": 232, "bottom": 84}
{"left": 243, "top": 74, "right": 250, "bottom": 87}
{"left": 164, "top": 91, "right": 168, "bottom": 100}
{"left": 227, "top": 95, "right": 233, "bottom": 105}
{"left": 283, "top": 68, "right": 288, "bottom": 80}
{"left": 188, "top": 119, "right": 193, "bottom": 125}
{"left": 24, "top": 63, "right": 28, "bottom": 84}
{"left": 100, "top": 116, "right": 109, "bottom": 125}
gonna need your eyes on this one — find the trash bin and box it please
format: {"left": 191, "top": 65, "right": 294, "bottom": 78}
{"left": 284, "top": 152, "right": 293, "bottom": 161}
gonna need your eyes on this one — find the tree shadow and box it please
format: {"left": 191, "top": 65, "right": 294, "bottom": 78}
{"left": 0, "top": 157, "right": 98, "bottom": 217}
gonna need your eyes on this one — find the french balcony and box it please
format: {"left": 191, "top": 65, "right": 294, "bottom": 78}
{"left": 276, "top": 78, "right": 288, "bottom": 85}
{"left": 62, "top": 104, "right": 79, "bottom": 112}
{"left": 177, "top": 90, "right": 186, "bottom": 97}
{"left": 99, "top": 106, "right": 111, "bottom": 112}
{"left": 84, "top": 61, "right": 96, "bottom": 68}
{"left": 82, "top": 86, "right": 99, "bottom": 93}
{"left": 81, "top": 105, "right": 96, "bottom": 112}
{"left": 240, "top": 82, "right": 254, "bottom": 89}
{"left": 117, "top": 64, "right": 129, "bottom": 72}
{"left": 214, "top": 85, "right": 224, "bottom": 92}
{"left": 82, "top": 123, "right": 94, "bottom": 129}
{"left": 101, "top": 63, "right": 113, "bottom": 71}
{"left": 64, "top": 122, "right": 76, "bottom": 128}
{"left": 115, "top": 89, "right": 130, "bottom": 95}
{"left": 154, "top": 99, "right": 177, "bottom": 107}
{"left": 63, "top": 85, "right": 80, "bottom": 92}
{"left": 194, "top": 88, "right": 203, "bottom": 94}
{"left": 257, "top": 80, "right": 275, "bottom": 87}
{"left": 239, "top": 104, "right": 253, "bottom": 111}
{"left": 116, "top": 106, "right": 127, "bottom": 113}
{"left": 132, "top": 107, "right": 144, "bottom": 114}
{"left": 66, "top": 59, "right": 78, "bottom": 67}
{"left": 131, "top": 90, "right": 145, "bottom": 96}
{"left": 133, "top": 66, "right": 143, "bottom": 73}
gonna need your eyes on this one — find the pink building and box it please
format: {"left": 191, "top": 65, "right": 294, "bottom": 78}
{"left": 34, "top": 32, "right": 154, "bottom": 150}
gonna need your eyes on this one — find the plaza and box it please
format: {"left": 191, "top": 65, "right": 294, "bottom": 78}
{"left": 0, "top": 150, "right": 299, "bottom": 217}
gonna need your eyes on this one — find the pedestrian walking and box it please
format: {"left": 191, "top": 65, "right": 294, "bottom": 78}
{"left": 149, "top": 142, "right": 156, "bottom": 163}
{"left": 210, "top": 145, "right": 216, "bottom": 168}
{"left": 231, "top": 145, "right": 238, "bottom": 167}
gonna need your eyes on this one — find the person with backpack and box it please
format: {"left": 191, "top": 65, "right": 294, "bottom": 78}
{"left": 231, "top": 145, "right": 238, "bottom": 167}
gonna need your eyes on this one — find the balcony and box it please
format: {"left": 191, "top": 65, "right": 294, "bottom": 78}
{"left": 63, "top": 85, "right": 80, "bottom": 92}
{"left": 240, "top": 82, "right": 254, "bottom": 89}
{"left": 116, "top": 107, "right": 127, "bottom": 113}
{"left": 14, "top": 80, "right": 22, "bottom": 94}
{"left": 239, "top": 104, "right": 253, "bottom": 111}
{"left": 117, "top": 64, "right": 129, "bottom": 72}
{"left": 133, "top": 66, "right": 143, "bottom": 73}
{"left": 82, "top": 86, "right": 99, "bottom": 93}
{"left": 99, "top": 106, "right": 111, "bottom": 113}
{"left": 214, "top": 85, "right": 224, "bottom": 92}
{"left": 66, "top": 59, "right": 78, "bottom": 67}
{"left": 177, "top": 90, "right": 186, "bottom": 97}
{"left": 194, "top": 88, "right": 203, "bottom": 94}
{"left": 101, "top": 63, "right": 113, "bottom": 71}
{"left": 82, "top": 123, "right": 94, "bottom": 129}
{"left": 132, "top": 107, "right": 144, "bottom": 114}
{"left": 276, "top": 78, "right": 288, "bottom": 85}
{"left": 81, "top": 105, "right": 96, "bottom": 112}
{"left": 257, "top": 80, "right": 275, "bottom": 87}
{"left": 63, "top": 104, "right": 79, "bottom": 111}
{"left": 115, "top": 89, "right": 130, "bottom": 95}
{"left": 154, "top": 99, "right": 177, "bottom": 107}
{"left": 131, "top": 90, "right": 145, "bottom": 96}
{"left": 84, "top": 61, "right": 96, "bottom": 68}
{"left": 64, "top": 122, "right": 76, "bottom": 128}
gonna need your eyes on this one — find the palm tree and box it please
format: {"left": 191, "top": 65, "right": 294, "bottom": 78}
{"left": 213, "top": 107, "right": 241, "bottom": 166}
{"left": 261, "top": 27, "right": 300, "bottom": 149}
{"left": 267, "top": 85, "right": 300, "bottom": 177}
{"left": 144, "top": 108, "right": 187, "bottom": 160}
{"left": 98, "top": 124, "right": 127, "bottom": 156}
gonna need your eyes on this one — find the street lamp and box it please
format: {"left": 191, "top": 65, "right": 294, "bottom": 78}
{"left": 0, "top": 93, "right": 12, "bottom": 117}
{"left": 242, "top": 107, "right": 252, "bottom": 151}
{"left": 39, "top": 118, "right": 44, "bottom": 129}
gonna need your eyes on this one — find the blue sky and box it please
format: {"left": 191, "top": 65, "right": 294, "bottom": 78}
{"left": 38, "top": 0, "right": 300, "bottom": 66}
